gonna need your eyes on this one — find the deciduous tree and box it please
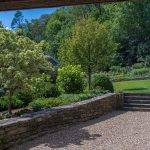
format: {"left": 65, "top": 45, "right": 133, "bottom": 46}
{"left": 58, "top": 18, "right": 116, "bottom": 90}
{"left": 0, "top": 29, "right": 51, "bottom": 113}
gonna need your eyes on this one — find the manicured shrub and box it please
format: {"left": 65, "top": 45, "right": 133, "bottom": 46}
{"left": 16, "top": 91, "right": 33, "bottom": 106}
{"left": 28, "top": 98, "right": 48, "bottom": 112}
{"left": 92, "top": 73, "right": 114, "bottom": 92}
{"left": 43, "top": 84, "right": 60, "bottom": 98}
{"left": 57, "top": 65, "right": 85, "bottom": 94}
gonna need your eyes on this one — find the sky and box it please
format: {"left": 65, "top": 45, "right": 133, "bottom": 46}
{"left": 0, "top": 8, "right": 58, "bottom": 28}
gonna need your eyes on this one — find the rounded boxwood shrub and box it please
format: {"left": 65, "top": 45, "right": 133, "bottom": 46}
{"left": 43, "top": 84, "right": 60, "bottom": 98}
{"left": 16, "top": 91, "right": 33, "bottom": 106}
{"left": 92, "top": 73, "right": 114, "bottom": 92}
{"left": 57, "top": 65, "right": 85, "bottom": 94}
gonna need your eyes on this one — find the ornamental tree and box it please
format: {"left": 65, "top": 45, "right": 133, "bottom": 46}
{"left": 0, "top": 29, "right": 51, "bottom": 114}
{"left": 58, "top": 18, "right": 117, "bottom": 90}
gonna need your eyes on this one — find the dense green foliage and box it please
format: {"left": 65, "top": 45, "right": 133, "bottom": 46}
{"left": 0, "top": 96, "right": 23, "bottom": 111}
{"left": 29, "top": 89, "right": 108, "bottom": 111}
{"left": 57, "top": 65, "right": 85, "bottom": 94}
{"left": 43, "top": 84, "right": 60, "bottom": 98}
{"left": 92, "top": 73, "right": 114, "bottom": 92}
{"left": 9, "top": 1, "right": 150, "bottom": 67}
{"left": 108, "top": 64, "right": 150, "bottom": 81}
{"left": 11, "top": 10, "right": 24, "bottom": 30}
{"left": 0, "top": 29, "right": 51, "bottom": 113}
{"left": 16, "top": 91, "right": 33, "bottom": 106}
{"left": 58, "top": 18, "right": 116, "bottom": 90}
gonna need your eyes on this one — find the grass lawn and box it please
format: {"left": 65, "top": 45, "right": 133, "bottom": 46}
{"left": 113, "top": 80, "right": 150, "bottom": 93}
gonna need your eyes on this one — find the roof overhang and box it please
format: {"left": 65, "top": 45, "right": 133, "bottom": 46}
{"left": 0, "top": 0, "right": 129, "bottom": 11}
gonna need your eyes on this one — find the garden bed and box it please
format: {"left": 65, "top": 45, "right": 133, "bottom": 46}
{"left": 0, "top": 89, "right": 108, "bottom": 119}
{"left": 0, "top": 93, "right": 123, "bottom": 150}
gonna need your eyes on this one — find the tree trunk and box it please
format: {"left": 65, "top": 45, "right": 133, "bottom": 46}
{"left": 88, "top": 66, "right": 91, "bottom": 91}
{"left": 8, "top": 91, "right": 13, "bottom": 114}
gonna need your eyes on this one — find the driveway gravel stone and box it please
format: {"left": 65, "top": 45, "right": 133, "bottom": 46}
{"left": 11, "top": 111, "right": 150, "bottom": 150}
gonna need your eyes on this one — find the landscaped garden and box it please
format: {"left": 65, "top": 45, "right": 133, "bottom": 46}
{"left": 0, "top": 1, "right": 150, "bottom": 120}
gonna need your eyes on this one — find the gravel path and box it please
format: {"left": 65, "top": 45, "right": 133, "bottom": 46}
{"left": 11, "top": 111, "right": 150, "bottom": 150}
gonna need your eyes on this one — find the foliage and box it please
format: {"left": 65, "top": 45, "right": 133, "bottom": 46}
{"left": 108, "top": 64, "right": 150, "bottom": 81}
{"left": 0, "top": 89, "right": 5, "bottom": 97}
{"left": 0, "top": 112, "right": 12, "bottom": 120}
{"left": 11, "top": 10, "right": 24, "bottom": 30}
{"left": 8, "top": 2, "right": 150, "bottom": 67}
{"left": 30, "top": 75, "right": 51, "bottom": 98}
{"left": 22, "top": 15, "right": 49, "bottom": 43}
{"left": 92, "top": 73, "right": 114, "bottom": 92}
{"left": 59, "top": 18, "right": 117, "bottom": 90}
{"left": 106, "top": 1, "right": 150, "bottom": 66}
{"left": 57, "top": 65, "right": 85, "bottom": 94}
{"left": 43, "top": 84, "right": 60, "bottom": 98}
{"left": 45, "top": 8, "right": 75, "bottom": 58}
{"left": 130, "top": 68, "right": 150, "bottom": 77}
{"left": 29, "top": 98, "right": 49, "bottom": 111}
{"left": 110, "top": 66, "right": 130, "bottom": 74}
{"left": 0, "top": 21, "right": 3, "bottom": 28}
{"left": 16, "top": 91, "right": 33, "bottom": 106}
{"left": 0, "top": 29, "right": 51, "bottom": 113}
{"left": 0, "top": 96, "right": 23, "bottom": 111}
{"left": 132, "top": 63, "right": 145, "bottom": 69}
{"left": 29, "top": 89, "right": 108, "bottom": 111}
{"left": 140, "top": 56, "right": 150, "bottom": 67}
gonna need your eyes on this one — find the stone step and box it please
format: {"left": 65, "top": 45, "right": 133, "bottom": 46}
{"left": 124, "top": 93, "right": 150, "bottom": 97}
{"left": 124, "top": 96, "right": 150, "bottom": 100}
{"left": 123, "top": 107, "right": 150, "bottom": 111}
{"left": 124, "top": 103, "right": 150, "bottom": 108}
{"left": 124, "top": 100, "right": 150, "bottom": 104}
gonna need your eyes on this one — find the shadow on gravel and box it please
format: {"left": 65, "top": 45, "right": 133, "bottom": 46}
{"left": 12, "top": 110, "right": 127, "bottom": 150}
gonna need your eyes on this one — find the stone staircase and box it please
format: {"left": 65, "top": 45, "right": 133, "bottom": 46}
{"left": 123, "top": 93, "right": 150, "bottom": 111}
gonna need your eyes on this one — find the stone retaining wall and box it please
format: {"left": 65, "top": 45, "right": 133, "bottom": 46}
{"left": 0, "top": 93, "right": 123, "bottom": 150}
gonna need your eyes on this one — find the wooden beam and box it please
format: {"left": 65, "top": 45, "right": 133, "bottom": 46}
{"left": 0, "top": 0, "right": 128, "bottom": 11}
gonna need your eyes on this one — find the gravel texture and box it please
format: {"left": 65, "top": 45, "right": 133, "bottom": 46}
{"left": 11, "top": 111, "right": 150, "bottom": 150}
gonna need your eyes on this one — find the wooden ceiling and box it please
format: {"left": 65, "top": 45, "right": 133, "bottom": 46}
{"left": 0, "top": 0, "right": 128, "bottom": 11}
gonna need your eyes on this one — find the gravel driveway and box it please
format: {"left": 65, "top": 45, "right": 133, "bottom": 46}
{"left": 11, "top": 111, "right": 150, "bottom": 150}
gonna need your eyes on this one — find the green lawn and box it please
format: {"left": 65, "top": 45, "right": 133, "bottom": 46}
{"left": 113, "top": 80, "right": 150, "bottom": 93}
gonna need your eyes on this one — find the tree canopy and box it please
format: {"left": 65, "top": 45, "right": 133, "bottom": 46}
{"left": 58, "top": 18, "right": 117, "bottom": 89}
{"left": 0, "top": 29, "right": 51, "bottom": 113}
{"left": 8, "top": 0, "right": 150, "bottom": 67}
